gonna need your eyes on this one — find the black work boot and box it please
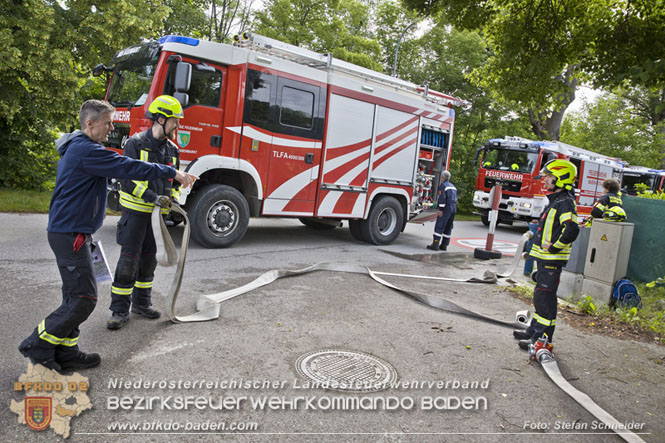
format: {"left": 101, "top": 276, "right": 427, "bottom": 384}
{"left": 439, "top": 243, "right": 447, "bottom": 251}
{"left": 107, "top": 312, "right": 129, "bottom": 330}
{"left": 131, "top": 305, "right": 161, "bottom": 319}
{"left": 518, "top": 339, "right": 533, "bottom": 351}
{"left": 18, "top": 342, "right": 61, "bottom": 371}
{"left": 58, "top": 351, "right": 101, "bottom": 370}
{"left": 513, "top": 330, "right": 532, "bottom": 340}
{"left": 426, "top": 241, "right": 440, "bottom": 251}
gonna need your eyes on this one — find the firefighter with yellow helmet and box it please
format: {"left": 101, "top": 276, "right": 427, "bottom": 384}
{"left": 513, "top": 159, "right": 580, "bottom": 351}
{"left": 108, "top": 95, "right": 187, "bottom": 329}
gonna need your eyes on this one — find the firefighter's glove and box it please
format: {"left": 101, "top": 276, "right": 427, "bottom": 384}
{"left": 154, "top": 195, "right": 172, "bottom": 209}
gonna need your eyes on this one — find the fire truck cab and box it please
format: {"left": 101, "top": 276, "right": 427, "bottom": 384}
{"left": 100, "top": 34, "right": 459, "bottom": 248}
{"left": 472, "top": 136, "right": 623, "bottom": 225}
{"left": 621, "top": 166, "right": 665, "bottom": 195}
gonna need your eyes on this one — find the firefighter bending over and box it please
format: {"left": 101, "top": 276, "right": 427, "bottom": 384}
{"left": 108, "top": 95, "right": 189, "bottom": 330}
{"left": 587, "top": 178, "right": 626, "bottom": 225}
{"left": 513, "top": 159, "right": 580, "bottom": 352}
{"left": 427, "top": 170, "right": 457, "bottom": 251}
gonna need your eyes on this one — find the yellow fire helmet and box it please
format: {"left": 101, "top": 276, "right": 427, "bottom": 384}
{"left": 541, "top": 159, "right": 577, "bottom": 190}
{"left": 147, "top": 95, "right": 184, "bottom": 120}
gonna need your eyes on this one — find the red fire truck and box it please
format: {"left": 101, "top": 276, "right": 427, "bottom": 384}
{"left": 97, "top": 34, "right": 459, "bottom": 248}
{"left": 472, "top": 136, "right": 624, "bottom": 225}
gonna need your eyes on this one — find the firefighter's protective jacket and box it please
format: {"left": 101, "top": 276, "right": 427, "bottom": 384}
{"left": 437, "top": 180, "right": 458, "bottom": 211}
{"left": 590, "top": 192, "right": 623, "bottom": 219}
{"left": 529, "top": 189, "right": 580, "bottom": 267}
{"left": 118, "top": 130, "right": 181, "bottom": 214}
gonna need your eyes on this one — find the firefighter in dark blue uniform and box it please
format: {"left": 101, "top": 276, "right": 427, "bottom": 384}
{"left": 107, "top": 96, "right": 184, "bottom": 329}
{"left": 427, "top": 170, "right": 457, "bottom": 251}
{"left": 18, "top": 100, "right": 196, "bottom": 371}
{"left": 514, "top": 159, "right": 580, "bottom": 351}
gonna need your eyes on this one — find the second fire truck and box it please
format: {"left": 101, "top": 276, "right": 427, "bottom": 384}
{"left": 472, "top": 136, "right": 625, "bottom": 225}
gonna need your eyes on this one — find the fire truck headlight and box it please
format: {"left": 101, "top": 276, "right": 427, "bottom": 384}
{"left": 519, "top": 202, "right": 532, "bottom": 209}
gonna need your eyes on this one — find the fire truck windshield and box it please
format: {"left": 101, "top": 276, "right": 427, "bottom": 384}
{"left": 107, "top": 61, "right": 158, "bottom": 108}
{"left": 481, "top": 147, "right": 538, "bottom": 173}
{"left": 106, "top": 42, "right": 161, "bottom": 108}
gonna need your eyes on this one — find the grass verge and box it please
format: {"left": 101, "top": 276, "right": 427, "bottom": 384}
{"left": 507, "top": 281, "right": 665, "bottom": 346}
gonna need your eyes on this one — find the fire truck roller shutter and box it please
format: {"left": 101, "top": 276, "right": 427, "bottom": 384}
{"left": 359, "top": 195, "right": 404, "bottom": 245}
{"left": 188, "top": 184, "right": 250, "bottom": 248}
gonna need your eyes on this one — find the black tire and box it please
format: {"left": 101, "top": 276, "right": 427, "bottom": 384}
{"left": 481, "top": 214, "right": 490, "bottom": 226}
{"left": 348, "top": 219, "right": 367, "bottom": 242}
{"left": 299, "top": 217, "right": 338, "bottom": 230}
{"left": 189, "top": 184, "right": 249, "bottom": 248}
{"left": 360, "top": 196, "right": 404, "bottom": 245}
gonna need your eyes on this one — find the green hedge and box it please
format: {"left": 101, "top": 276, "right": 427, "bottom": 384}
{"left": 624, "top": 195, "right": 665, "bottom": 282}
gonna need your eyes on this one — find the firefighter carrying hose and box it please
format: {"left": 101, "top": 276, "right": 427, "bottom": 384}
{"left": 107, "top": 95, "right": 188, "bottom": 330}
{"left": 513, "top": 159, "right": 580, "bottom": 351}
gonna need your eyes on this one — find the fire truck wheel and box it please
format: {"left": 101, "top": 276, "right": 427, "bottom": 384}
{"left": 481, "top": 214, "right": 490, "bottom": 226}
{"left": 298, "top": 218, "right": 338, "bottom": 230}
{"left": 348, "top": 219, "right": 367, "bottom": 242}
{"left": 189, "top": 184, "right": 250, "bottom": 248}
{"left": 360, "top": 196, "right": 404, "bottom": 245}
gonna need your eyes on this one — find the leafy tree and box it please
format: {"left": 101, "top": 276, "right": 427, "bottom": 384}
{"left": 253, "top": 0, "right": 382, "bottom": 70}
{"left": 561, "top": 90, "right": 664, "bottom": 169}
{"left": 0, "top": 0, "right": 169, "bottom": 190}
{"left": 405, "top": 24, "right": 532, "bottom": 212}
{"left": 372, "top": 0, "right": 422, "bottom": 75}
{"left": 163, "top": 0, "right": 210, "bottom": 38}
{"left": 208, "top": 0, "right": 254, "bottom": 42}
{"left": 402, "top": 0, "right": 665, "bottom": 147}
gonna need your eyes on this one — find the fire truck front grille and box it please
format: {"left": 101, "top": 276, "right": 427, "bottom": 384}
{"left": 484, "top": 178, "right": 522, "bottom": 193}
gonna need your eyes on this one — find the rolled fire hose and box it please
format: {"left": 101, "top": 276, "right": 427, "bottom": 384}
{"left": 153, "top": 211, "right": 644, "bottom": 441}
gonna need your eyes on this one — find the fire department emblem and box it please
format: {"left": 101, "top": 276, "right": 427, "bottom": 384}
{"left": 25, "top": 397, "right": 52, "bottom": 431}
{"left": 177, "top": 130, "right": 191, "bottom": 148}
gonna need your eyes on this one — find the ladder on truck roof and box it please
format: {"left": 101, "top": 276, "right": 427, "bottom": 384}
{"left": 237, "top": 32, "right": 462, "bottom": 107}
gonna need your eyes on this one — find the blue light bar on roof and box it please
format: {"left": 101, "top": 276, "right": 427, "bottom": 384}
{"left": 158, "top": 35, "right": 200, "bottom": 46}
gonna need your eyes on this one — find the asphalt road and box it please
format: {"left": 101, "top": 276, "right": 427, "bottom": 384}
{"left": 2, "top": 213, "right": 662, "bottom": 442}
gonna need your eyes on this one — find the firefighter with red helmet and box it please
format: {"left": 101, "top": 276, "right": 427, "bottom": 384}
{"left": 107, "top": 95, "right": 187, "bottom": 329}
{"left": 513, "top": 159, "right": 580, "bottom": 351}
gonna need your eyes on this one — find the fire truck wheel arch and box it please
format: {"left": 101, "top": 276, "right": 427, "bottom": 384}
{"left": 188, "top": 184, "right": 250, "bottom": 248}
{"left": 181, "top": 155, "right": 264, "bottom": 206}
{"left": 359, "top": 195, "right": 404, "bottom": 245}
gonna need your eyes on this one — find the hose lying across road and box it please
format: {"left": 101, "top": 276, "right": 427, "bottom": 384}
{"left": 152, "top": 206, "right": 646, "bottom": 442}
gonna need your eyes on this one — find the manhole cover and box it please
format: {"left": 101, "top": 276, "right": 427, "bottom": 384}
{"left": 296, "top": 349, "right": 398, "bottom": 393}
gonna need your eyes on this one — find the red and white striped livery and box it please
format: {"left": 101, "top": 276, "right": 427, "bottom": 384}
{"left": 102, "top": 33, "right": 459, "bottom": 247}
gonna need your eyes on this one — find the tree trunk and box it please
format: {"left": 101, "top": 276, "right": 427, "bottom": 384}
{"left": 528, "top": 65, "right": 578, "bottom": 140}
